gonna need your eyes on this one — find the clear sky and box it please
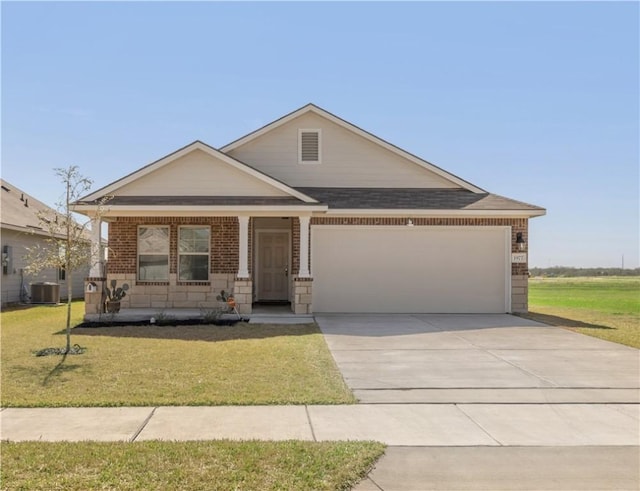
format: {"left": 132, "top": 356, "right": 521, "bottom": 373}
{"left": 2, "top": 1, "right": 638, "bottom": 268}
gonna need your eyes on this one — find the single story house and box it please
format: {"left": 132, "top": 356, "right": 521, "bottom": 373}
{"left": 74, "top": 104, "right": 545, "bottom": 317}
{"left": 1, "top": 179, "right": 90, "bottom": 305}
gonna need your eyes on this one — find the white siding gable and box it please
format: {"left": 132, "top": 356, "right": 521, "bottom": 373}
{"left": 226, "top": 112, "right": 459, "bottom": 188}
{"left": 115, "top": 149, "right": 289, "bottom": 197}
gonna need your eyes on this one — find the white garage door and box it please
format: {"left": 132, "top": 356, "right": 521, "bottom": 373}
{"left": 311, "top": 226, "right": 510, "bottom": 313}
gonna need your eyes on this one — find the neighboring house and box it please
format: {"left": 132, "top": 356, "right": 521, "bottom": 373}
{"left": 0, "top": 179, "right": 90, "bottom": 305}
{"left": 74, "top": 104, "right": 545, "bottom": 317}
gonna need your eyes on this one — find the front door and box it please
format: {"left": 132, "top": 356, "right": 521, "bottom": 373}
{"left": 257, "top": 231, "right": 289, "bottom": 301}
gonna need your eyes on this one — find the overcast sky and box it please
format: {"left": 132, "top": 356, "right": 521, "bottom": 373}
{"left": 2, "top": 1, "right": 638, "bottom": 268}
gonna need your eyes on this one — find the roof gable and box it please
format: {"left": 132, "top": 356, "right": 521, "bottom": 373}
{"left": 81, "top": 141, "right": 317, "bottom": 203}
{"left": 221, "top": 104, "right": 485, "bottom": 193}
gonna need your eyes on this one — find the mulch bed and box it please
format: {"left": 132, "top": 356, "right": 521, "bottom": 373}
{"left": 76, "top": 318, "right": 249, "bottom": 328}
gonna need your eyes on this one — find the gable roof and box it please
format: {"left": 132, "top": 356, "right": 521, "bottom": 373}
{"left": 1, "top": 179, "right": 60, "bottom": 235}
{"left": 1, "top": 179, "right": 99, "bottom": 241}
{"left": 80, "top": 140, "right": 319, "bottom": 204}
{"left": 221, "top": 103, "right": 485, "bottom": 193}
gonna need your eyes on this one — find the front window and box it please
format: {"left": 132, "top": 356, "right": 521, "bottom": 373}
{"left": 138, "top": 226, "right": 169, "bottom": 281}
{"left": 58, "top": 245, "right": 66, "bottom": 280}
{"left": 178, "top": 226, "right": 210, "bottom": 281}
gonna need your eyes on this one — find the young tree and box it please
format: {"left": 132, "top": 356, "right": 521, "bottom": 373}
{"left": 24, "top": 166, "right": 106, "bottom": 354}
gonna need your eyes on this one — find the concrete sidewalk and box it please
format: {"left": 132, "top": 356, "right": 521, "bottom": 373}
{"left": 1, "top": 403, "right": 638, "bottom": 446}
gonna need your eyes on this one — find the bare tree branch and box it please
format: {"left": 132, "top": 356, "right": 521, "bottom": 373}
{"left": 23, "top": 165, "right": 109, "bottom": 354}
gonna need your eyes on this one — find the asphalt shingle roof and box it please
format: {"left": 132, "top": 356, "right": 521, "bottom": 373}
{"left": 294, "top": 187, "right": 544, "bottom": 211}
{"left": 80, "top": 188, "right": 543, "bottom": 212}
{"left": 1, "top": 179, "right": 58, "bottom": 232}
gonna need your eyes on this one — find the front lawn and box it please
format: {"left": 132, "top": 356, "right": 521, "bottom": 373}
{"left": 0, "top": 440, "right": 385, "bottom": 491}
{"left": 527, "top": 277, "right": 640, "bottom": 348}
{"left": 1, "top": 302, "right": 356, "bottom": 407}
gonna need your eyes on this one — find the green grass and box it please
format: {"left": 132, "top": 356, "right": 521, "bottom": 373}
{"left": 0, "top": 440, "right": 385, "bottom": 491}
{"left": 527, "top": 277, "right": 640, "bottom": 348}
{"left": 1, "top": 302, "right": 356, "bottom": 407}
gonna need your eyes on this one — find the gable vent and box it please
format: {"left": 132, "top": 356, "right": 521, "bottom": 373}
{"left": 299, "top": 129, "right": 321, "bottom": 163}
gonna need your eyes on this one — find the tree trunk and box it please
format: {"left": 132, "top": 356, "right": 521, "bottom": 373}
{"left": 65, "top": 176, "right": 72, "bottom": 353}
{"left": 66, "top": 273, "right": 72, "bottom": 352}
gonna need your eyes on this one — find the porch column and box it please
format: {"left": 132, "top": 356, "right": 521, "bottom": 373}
{"left": 298, "top": 215, "right": 311, "bottom": 278}
{"left": 237, "top": 216, "right": 250, "bottom": 278}
{"left": 89, "top": 217, "right": 103, "bottom": 277}
{"left": 85, "top": 216, "right": 106, "bottom": 318}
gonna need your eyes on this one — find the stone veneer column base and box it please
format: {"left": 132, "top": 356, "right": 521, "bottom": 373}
{"left": 234, "top": 278, "right": 253, "bottom": 315}
{"left": 84, "top": 277, "right": 106, "bottom": 315}
{"left": 293, "top": 278, "right": 313, "bottom": 315}
{"left": 511, "top": 275, "right": 529, "bottom": 313}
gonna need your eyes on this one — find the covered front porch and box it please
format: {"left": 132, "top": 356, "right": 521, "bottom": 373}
{"left": 83, "top": 214, "right": 315, "bottom": 320}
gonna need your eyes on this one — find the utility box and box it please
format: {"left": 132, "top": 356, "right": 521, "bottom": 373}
{"left": 31, "top": 282, "right": 60, "bottom": 304}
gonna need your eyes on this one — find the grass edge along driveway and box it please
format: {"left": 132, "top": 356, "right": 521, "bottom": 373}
{"left": 527, "top": 276, "right": 639, "bottom": 349}
{"left": 1, "top": 302, "right": 356, "bottom": 407}
{"left": 0, "top": 440, "right": 386, "bottom": 491}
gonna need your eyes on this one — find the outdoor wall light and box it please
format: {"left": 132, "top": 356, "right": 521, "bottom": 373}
{"left": 516, "top": 232, "right": 526, "bottom": 251}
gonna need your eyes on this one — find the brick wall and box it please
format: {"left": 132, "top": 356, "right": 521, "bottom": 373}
{"left": 108, "top": 216, "right": 240, "bottom": 276}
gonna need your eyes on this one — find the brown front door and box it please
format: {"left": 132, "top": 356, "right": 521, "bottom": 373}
{"left": 257, "top": 231, "right": 289, "bottom": 301}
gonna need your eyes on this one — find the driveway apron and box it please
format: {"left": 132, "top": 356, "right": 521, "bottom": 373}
{"left": 316, "top": 313, "right": 639, "bottom": 403}
{"left": 316, "top": 314, "right": 640, "bottom": 490}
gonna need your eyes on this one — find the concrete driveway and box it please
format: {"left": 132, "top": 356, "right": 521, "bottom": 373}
{"left": 316, "top": 313, "right": 639, "bottom": 404}
{"left": 316, "top": 314, "right": 640, "bottom": 490}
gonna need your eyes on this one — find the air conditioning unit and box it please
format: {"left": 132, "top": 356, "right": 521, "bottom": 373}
{"left": 30, "top": 282, "right": 60, "bottom": 304}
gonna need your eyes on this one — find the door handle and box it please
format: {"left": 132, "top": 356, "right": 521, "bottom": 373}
{"left": 284, "top": 267, "right": 288, "bottom": 277}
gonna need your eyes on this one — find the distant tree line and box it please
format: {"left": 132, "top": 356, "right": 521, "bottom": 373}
{"left": 529, "top": 267, "right": 640, "bottom": 277}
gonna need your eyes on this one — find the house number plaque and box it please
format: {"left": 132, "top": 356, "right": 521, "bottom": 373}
{"left": 511, "top": 253, "right": 527, "bottom": 263}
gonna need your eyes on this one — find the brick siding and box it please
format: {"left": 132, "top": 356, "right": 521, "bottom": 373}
{"left": 108, "top": 216, "right": 240, "bottom": 276}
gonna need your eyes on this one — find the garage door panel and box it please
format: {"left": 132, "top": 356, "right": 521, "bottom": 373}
{"left": 311, "top": 227, "right": 508, "bottom": 313}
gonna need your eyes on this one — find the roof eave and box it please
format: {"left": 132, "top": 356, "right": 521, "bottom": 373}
{"left": 323, "top": 208, "right": 546, "bottom": 218}
{"left": 1, "top": 223, "right": 50, "bottom": 236}
{"left": 72, "top": 203, "right": 329, "bottom": 218}
{"left": 1, "top": 222, "right": 94, "bottom": 241}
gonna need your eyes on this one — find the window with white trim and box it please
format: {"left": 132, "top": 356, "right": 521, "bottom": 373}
{"left": 298, "top": 129, "right": 321, "bottom": 164}
{"left": 178, "top": 226, "right": 210, "bottom": 281}
{"left": 138, "top": 226, "right": 169, "bottom": 281}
